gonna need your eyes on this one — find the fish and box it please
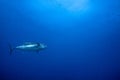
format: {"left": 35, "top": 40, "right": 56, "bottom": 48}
{"left": 9, "top": 42, "right": 47, "bottom": 55}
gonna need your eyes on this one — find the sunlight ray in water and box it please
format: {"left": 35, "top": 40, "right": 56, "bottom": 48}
{"left": 56, "top": 0, "right": 89, "bottom": 12}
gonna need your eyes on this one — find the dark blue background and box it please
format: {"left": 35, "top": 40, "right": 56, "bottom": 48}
{"left": 0, "top": 0, "right": 120, "bottom": 80}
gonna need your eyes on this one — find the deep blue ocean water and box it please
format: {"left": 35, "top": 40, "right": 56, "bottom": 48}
{"left": 0, "top": 0, "right": 120, "bottom": 80}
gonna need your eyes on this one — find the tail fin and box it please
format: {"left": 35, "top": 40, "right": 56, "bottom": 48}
{"left": 8, "top": 44, "right": 14, "bottom": 55}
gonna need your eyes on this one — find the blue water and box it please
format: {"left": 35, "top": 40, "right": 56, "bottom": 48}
{"left": 0, "top": 0, "right": 120, "bottom": 80}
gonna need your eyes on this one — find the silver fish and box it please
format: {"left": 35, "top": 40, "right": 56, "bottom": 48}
{"left": 9, "top": 42, "right": 47, "bottom": 55}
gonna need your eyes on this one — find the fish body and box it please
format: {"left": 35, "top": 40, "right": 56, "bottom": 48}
{"left": 9, "top": 42, "right": 47, "bottom": 55}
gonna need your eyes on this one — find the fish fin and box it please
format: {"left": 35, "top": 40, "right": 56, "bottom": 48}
{"left": 8, "top": 44, "right": 14, "bottom": 55}
{"left": 36, "top": 43, "right": 40, "bottom": 46}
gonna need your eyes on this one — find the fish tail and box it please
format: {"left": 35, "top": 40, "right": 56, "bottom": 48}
{"left": 8, "top": 44, "right": 14, "bottom": 55}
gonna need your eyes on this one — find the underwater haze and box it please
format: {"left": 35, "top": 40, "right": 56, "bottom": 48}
{"left": 0, "top": 0, "right": 120, "bottom": 80}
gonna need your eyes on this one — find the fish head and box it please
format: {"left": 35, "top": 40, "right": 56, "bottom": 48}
{"left": 39, "top": 43, "right": 47, "bottom": 49}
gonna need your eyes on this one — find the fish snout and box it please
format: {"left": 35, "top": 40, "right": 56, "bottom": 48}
{"left": 40, "top": 43, "right": 47, "bottom": 49}
{"left": 44, "top": 45, "right": 47, "bottom": 48}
